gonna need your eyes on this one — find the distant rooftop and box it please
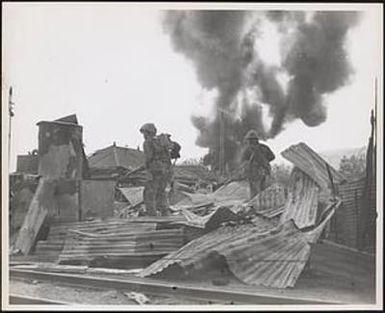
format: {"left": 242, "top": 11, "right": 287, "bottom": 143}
{"left": 88, "top": 144, "right": 144, "bottom": 170}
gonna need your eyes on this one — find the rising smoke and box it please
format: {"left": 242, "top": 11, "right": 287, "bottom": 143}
{"left": 162, "top": 10, "right": 360, "bottom": 171}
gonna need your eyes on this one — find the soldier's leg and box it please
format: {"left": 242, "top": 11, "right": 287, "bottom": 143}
{"left": 156, "top": 174, "right": 169, "bottom": 216}
{"left": 249, "top": 178, "right": 258, "bottom": 199}
{"left": 143, "top": 174, "right": 157, "bottom": 216}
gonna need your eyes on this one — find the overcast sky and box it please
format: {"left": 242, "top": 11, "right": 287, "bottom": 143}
{"left": 2, "top": 3, "right": 383, "bottom": 171}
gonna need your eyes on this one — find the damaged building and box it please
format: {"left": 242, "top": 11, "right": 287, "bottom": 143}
{"left": 9, "top": 112, "right": 377, "bottom": 304}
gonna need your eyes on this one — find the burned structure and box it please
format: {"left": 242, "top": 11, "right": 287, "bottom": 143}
{"left": 7, "top": 11, "right": 376, "bottom": 306}
{"left": 11, "top": 115, "right": 115, "bottom": 255}
{"left": 9, "top": 111, "right": 376, "bottom": 302}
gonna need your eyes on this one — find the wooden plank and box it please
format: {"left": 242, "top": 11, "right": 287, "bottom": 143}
{"left": 14, "top": 179, "right": 57, "bottom": 255}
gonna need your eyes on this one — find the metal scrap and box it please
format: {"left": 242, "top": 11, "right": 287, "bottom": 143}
{"left": 139, "top": 202, "right": 338, "bottom": 288}
{"left": 281, "top": 142, "right": 346, "bottom": 190}
{"left": 280, "top": 168, "right": 320, "bottom": 229}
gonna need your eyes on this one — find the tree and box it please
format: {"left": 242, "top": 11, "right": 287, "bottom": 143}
{"left": 338, "top": 154, "right": 366, "bottom": 181}
{"left": 180, "top": 157, "right": 204, "bottom": 166}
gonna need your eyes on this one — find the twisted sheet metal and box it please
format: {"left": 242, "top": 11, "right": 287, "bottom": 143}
{"left": 280, "top": 168, "right": 320, "bottom": 229}
{"left": 118, "top": 186, "right": 144, "bottom": 207}
{"left": 177, "top": 181, "right": 249, "bottom": 207}
{"left": 248, "top": 183, "right": 286, "bottom": 218}
{"left": 333, "top": 177, "right": 376, "bottom": 248}
{"left": 59, "top": 228, "right": 185, "bottom": 262}
{"left": 281, "top": 142, "right": 346, "bottom": 190}
{"left": 139, "top": 203, "right": 338, "bottom": 288}
{"left": 179, "top": 206, "right": 240, "bottom": 229}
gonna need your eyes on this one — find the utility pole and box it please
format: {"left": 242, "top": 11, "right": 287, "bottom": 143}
{"left": 8, "top": 87, "right": 15, "bottom": 169}
{"left": 219, "top": 110, "right": 225, "bottom": 175}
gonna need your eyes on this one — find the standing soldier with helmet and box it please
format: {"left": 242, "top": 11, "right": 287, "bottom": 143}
{"left": 139, "top": 123, "right": 180, "bottom": 216}
{"left": 240, "top": 130, "right": 275, "bottom": 199}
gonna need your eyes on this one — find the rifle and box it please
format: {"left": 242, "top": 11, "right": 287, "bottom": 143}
{"left": 119, "top": 165, "right": 145, "bottom": 181}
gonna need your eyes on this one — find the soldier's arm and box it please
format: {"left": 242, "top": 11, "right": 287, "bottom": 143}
{"left": 143, "top": 141, "right": 154, "bottom": 168}
{"left": 240, "top": 147, "right": 251, "bottom": 162}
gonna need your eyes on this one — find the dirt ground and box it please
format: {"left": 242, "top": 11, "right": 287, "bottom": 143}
{"left": 9, "top": 267, "right": 376, "bottom": 307}
{"left": 9, "top": 279, "right": 220, "bottom": 305}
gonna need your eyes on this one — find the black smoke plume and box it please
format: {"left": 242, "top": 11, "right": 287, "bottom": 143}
{"left": 162, "top": 10, "right": 360, "bottom": 171}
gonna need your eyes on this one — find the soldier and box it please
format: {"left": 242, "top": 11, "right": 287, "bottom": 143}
{"left": 139, "top": 123, "right": 172, "bottom": 216}
{"left": 240, "top": 130, "right": 275, "bottom": 199}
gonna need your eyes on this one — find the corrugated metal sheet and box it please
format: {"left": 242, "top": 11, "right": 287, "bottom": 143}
{"left": 247, "top": 183, "right": 286, "bottom": 218}
{"left": 176, "top": 181, "right": 249, "bottom": 207}
{"left": 214, "top": 180, "right": 250, "bottom": 201}
{"left": 280, "top": 168, "right": 320, "bottom": 229}
{"left": 281, "top": 142, "right": 346, "bottom": 190}
{"left": 34, "top": 219, "right": 158, "bottom": 258}
{"left": 118, "top": 187, "right": 144, "bottom": 207}
{"left": 332, "top": 177, "right": 376, "bottom": 249}
{"left": 59, "top": 228, "right": 184, "bottom": 262}
{"left": 179, "top": 206, "right": 239, "bottom": 229}
{"left": 139, "top": 203, "right": 337, "bottom": 288}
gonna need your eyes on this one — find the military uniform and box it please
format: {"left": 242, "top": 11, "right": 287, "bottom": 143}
{"left": 240, "top": 130, "right": 275, "bottom": 199}
{"left": 140, "top": 124, "right": 172, "bottom": 216}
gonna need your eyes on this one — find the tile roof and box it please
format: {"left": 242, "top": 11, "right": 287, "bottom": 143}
{"left": 88, "top": 145, "right": 144, "bottom": 169}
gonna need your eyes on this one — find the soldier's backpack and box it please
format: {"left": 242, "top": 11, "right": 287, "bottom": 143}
{"left": 156, "top": 133, "right": 181, "bottom": 160}
{"left": 260, "top": 143, "right": 275, "bottom": 162}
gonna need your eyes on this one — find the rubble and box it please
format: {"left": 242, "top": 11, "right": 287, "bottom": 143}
{"left": 139, "top": 203, "right": 337, "bottom": 288}
{"left": 9, "top": 114, "right": 376, "bottom": 295}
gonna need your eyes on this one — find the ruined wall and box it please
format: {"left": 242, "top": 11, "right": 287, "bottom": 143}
{"left": 80, "top": 180, "right": 115, "bottom": 220}
{"left": 328, "top": 176, "right": 376, "bottom": 252}
{"left": 37, "top": 121, "right": 83, "bottom": 179}
{"left": 37, "top": 120, "right": 84, "bottom": 223}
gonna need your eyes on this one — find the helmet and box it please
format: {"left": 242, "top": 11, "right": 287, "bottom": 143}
{"left": 245, "top": 130, "right": 259, "bottom": 140}
{"left": 139, "top": 123, "right": 157, "bottom": 135}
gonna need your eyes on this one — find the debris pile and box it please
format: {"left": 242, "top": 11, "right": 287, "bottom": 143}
{"left": 139, "top": 204, "right": 337, "bottom": 288}
{"left": 137, "top": 142, "right": 345, "bottom": 288}
{"left": 10, "top": 114, "right": 375, "bottom": 292}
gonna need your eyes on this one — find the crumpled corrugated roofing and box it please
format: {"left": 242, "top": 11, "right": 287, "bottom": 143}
{"left": 280, "top": 168, "right": 320, "bottom": 229}
{"left": 176, "top": 180, "right": 249, "bottom": 207}
{"left": 179, "top": 206, "right": 240, "bottom": 229}
{"left": 118, "top": 187, "right": 144, "bottom": 207}
{"left": 139, "top": 202, "right": 338, "bottom": 288}
{"left": 281, "top": 142, "right": 346, "bottom": 190}
{"left": 247, "top": 183, "right": 286, "bottom": 218}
